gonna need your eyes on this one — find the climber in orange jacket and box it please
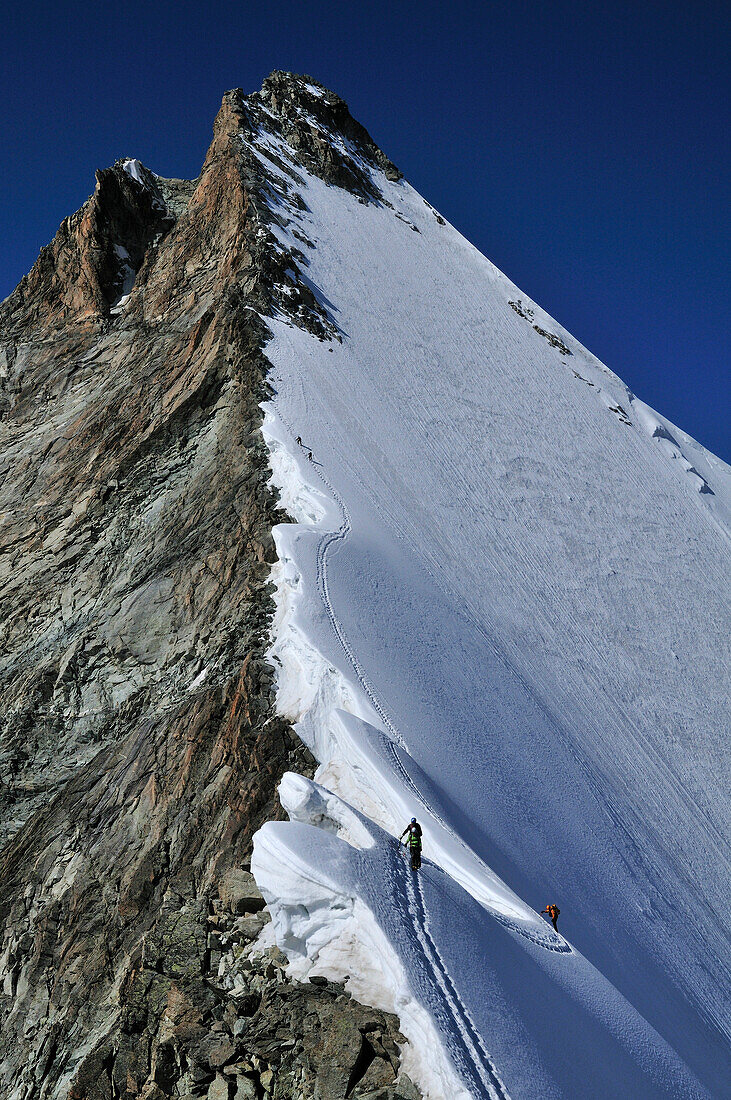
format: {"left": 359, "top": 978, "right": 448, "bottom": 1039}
{"left": 541, "top": 904, "right": 560, "bottom": 931}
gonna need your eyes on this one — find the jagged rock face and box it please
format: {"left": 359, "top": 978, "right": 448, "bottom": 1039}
{"left": 0, "top": 150, "right": 269, "bottom": 848}
{"left": 87, "top": 876, "right": 418, "bottom": 1100}
{"left": 0, "top": 73, "right": 415, "bottom": 1099}
{"left": 64, "top": 871, "right": 417, "bottom": 1100}
{"left": 2, "top": 161, "right": 180, "bottom": 332}
{"left": 257, "top": 71, "right": 401, "bottom": 196}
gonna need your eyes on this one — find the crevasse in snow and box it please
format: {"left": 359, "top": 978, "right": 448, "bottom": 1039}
{"left": 249, "top": 90, "right": 730, "bottom": 1099}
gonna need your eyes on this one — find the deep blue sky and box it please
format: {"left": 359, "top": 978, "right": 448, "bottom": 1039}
{"left": 3, "top": 0, "right": 728, "bottom": 458}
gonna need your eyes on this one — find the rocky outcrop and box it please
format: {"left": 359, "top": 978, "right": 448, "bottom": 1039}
{"left": 508, "top": 300, "right": 572, "bottom": 356}
{"left": 0, "top": 73, "right": 417, "bottom": 1099}
{"left": 60, "top": 870, "right": 416, "bottom": 1100}
{"left": 1, "top": 160, "right": 182, "bottom": 332}
{"left": 255, "top": 71, "right": 401, "bottom": 196}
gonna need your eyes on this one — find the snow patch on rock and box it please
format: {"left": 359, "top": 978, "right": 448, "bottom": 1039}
{"left": 122, "top": 158, "right": 146, "bottom": 186}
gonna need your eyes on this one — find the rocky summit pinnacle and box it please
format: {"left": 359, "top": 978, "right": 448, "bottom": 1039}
{"left": 0, "top": 74, "right": 418, "bottom": 1100}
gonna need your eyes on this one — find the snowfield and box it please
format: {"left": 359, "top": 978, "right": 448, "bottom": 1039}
{"left": 248, "top": 102, "right": 730, "bottom": 1098}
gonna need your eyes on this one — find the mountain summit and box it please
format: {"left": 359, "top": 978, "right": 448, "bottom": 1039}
{"left": 1, "top": 72, "right": 728, "bottom": 1099}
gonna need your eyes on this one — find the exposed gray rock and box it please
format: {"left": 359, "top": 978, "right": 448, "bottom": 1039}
{"left": 94, "top": 882, "right": 418, "bottom": 1099}
{"left": 532, "top": 324, "right": 572, "bottom": 356}
{"left": 219, "top": 868, "right": 267, "bottom": 915}
{"left": 256, "top": 70, "right": 402, "bottom": 195}
{"left": 508, "top": 298, "right": 534, "bottom": 321}
{"left": 234, "top": 912, "right": 270, "bottom": 942}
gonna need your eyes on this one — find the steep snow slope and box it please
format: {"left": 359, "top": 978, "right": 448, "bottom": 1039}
{"left": 249, "top": 95, "right": 730, "bottom": 1097}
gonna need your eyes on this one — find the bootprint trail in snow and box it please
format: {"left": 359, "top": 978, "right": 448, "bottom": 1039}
{"left": 404, "top": 856, "right": 511, "bottom": 1100}
{"left": 269, "top": 380, "right": 516, "bottom": 1094}
{"left": 266, "top": 375, "right": 584, "bottom": 1091}
{"left": 314, "top": 466, "right": 407, "bottom": 750}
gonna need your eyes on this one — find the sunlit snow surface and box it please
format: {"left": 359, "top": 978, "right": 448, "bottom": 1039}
{"left": 250, "top": 116, "right": 730, "bottom": 1098}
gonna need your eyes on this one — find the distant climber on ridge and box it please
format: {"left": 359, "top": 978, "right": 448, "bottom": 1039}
{"left": 400, "top": 817, "right": 422, "bottom": 870}
{"left": 541, "top": 903, "right": 560, "bottom": 931}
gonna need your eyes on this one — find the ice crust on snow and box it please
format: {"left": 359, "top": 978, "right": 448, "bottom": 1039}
{"left": 250, "top": 119, "right": 730, "bottom": 1099}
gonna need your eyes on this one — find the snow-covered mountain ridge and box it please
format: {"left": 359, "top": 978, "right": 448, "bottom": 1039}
{"left": 0, "top": 69, "right": 726, "bottom": 1099}
{"left": 239, "top": 75, "right": 730, "bottom": 1097}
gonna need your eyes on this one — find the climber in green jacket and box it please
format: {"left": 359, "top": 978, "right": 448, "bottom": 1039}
{"left": 400, "top": 817, "right": 422, "bottom": 870}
